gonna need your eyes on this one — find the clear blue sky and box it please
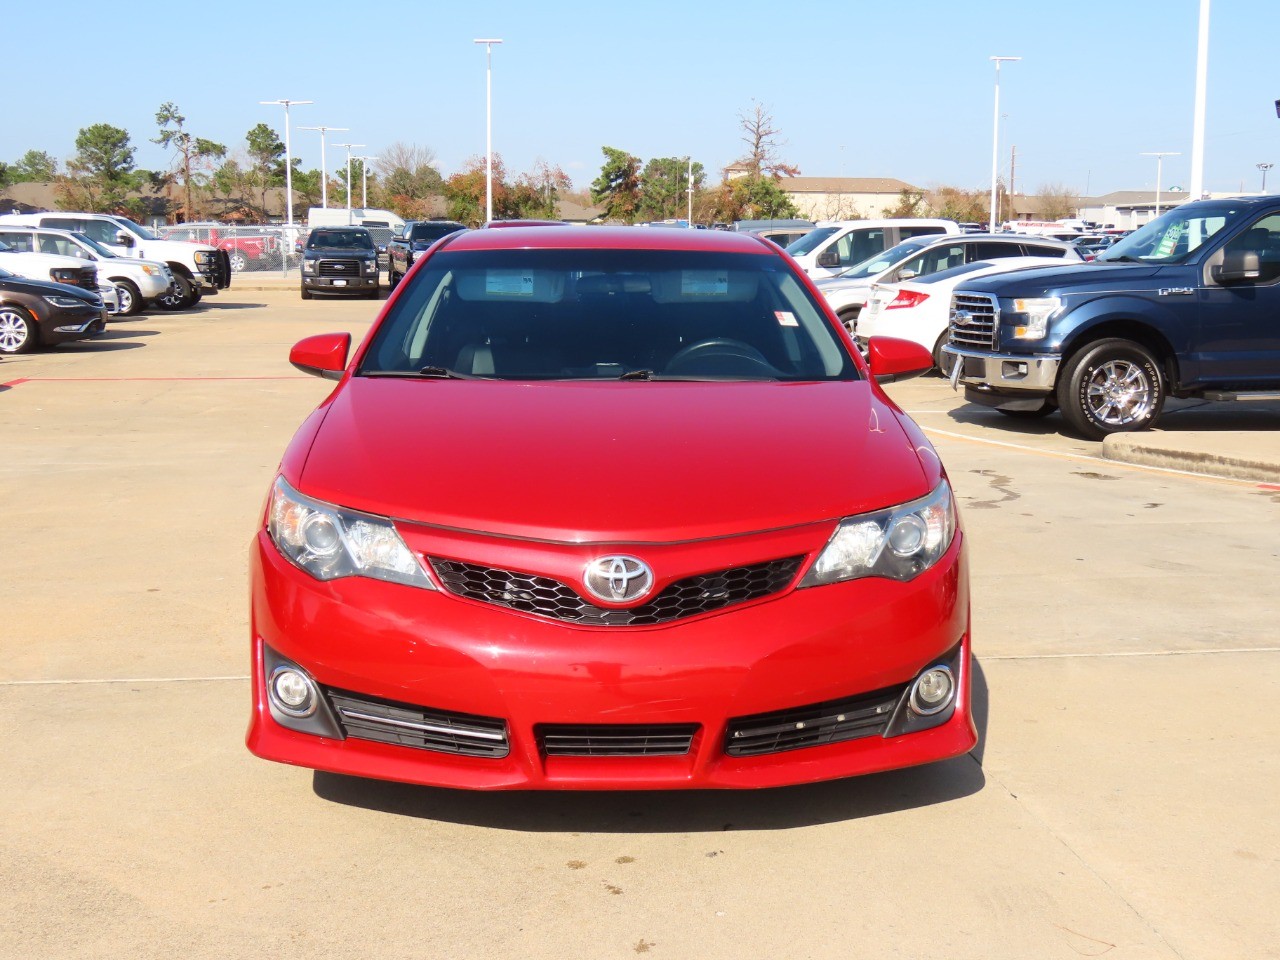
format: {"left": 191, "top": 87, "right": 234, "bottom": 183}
{"left": 6, "top": 0, "right": 1278, "bottom": 197}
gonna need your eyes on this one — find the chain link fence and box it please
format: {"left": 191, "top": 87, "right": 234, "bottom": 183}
{"left": 154, "top": 220, "right": 397, "bottom": 278}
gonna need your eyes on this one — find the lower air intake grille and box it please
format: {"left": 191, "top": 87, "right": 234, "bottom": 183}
{"left": 724, "top": 684, "right": 906, "bottom": 757}
{"left": 429, "top": 556, "right": 804, "bottom": 626}
{"left": 326, "top": 687, "right": 509, "bottom": 758}
{"left": 539, "top": 723, "right": 699, "bottom": 757}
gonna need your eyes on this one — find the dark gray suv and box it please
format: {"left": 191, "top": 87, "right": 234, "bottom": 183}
{"left": 300, "top": 227, "right": 380, "bottom": 300}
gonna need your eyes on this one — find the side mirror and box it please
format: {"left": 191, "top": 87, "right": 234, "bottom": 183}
{"left": 897, "top": 268, "right": 919, "bottom": 281}
{"left": 290, "top": 332, "right": 351, "bottom": 381}
{"left": 816, "top": 247, "right": 841, "bottom": 268}
{"left": 1212, "top": 249, "right": 1262, "bottom": 283}
{"left": 116, "top": 232, "right": 135, "bottom": 248}
{"left": 866, "top": 336, "right": 934, "bottom": 383}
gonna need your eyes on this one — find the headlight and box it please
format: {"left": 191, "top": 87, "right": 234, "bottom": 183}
{"left": 363, "top": 258, "right": 378, "bottom": 271}
{"left": 140, "top": 264, "right": 158, "bottom": 276}
{"left": 44, "top": 294, "right": 86, "bottom": 308}
{"left": 267, "top": 477, "right": 434, "bottom": 590}
{"left": 50, "top": 269, "right": 78, "bottom": 283}
{"left": 303, "top": 260, "right": 316, "bottom": 274}
{"left": 799, "top": 481, "right": 956, "bottom": 587}
{"left": 1008, "top": 296, "right": 1061, "bottom": 339}
{"left": 194, "top": 250, "right": 213, "bottom": 264}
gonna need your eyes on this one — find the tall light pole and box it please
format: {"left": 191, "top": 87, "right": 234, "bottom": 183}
{"left": 356, "top": 156, "right": 379, "bottom": 207}
{"left": 1142, "top": 151, "right": 1180, "bottom": 218}
{"left": 473, "top": 38, "right": 504, "bottom": 223}
{"left": 1189, "top": 0, "right": 1211, "bottom": 199}
{"left": 988, "top": 56, "right": 1020, "bottom": 231}
{"left": 298, "top": 124, "right": 348, "bottom": 208}
{"left": 259, "top": 99, "right": 312, "bottom": 227}
{"left": 1258, "top": 162, "right": 1273, "bottom": 193}
{"left": 687, "top": 157, "right": 694, "bottom": 225}
{"left": 335, "top": 142, "right": 365, "bottom": 223}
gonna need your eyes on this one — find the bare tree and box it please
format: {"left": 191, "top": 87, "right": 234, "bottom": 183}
{"left": 1036, "top": 182, "right": 1079, "bottom": 221}
{"left": 737, "top": 101, "right": 800, "bottom": 179}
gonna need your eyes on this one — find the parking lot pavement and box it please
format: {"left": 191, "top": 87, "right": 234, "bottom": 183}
{"left": 2, "top": 292, "right": 1278, "bottom": 959}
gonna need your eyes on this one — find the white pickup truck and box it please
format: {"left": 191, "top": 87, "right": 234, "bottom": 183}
{"left": 0, "top": 226, "right": 174, "bottom": 315}
{"left": 0, "top": 212, "right": 230, "bottom": 309}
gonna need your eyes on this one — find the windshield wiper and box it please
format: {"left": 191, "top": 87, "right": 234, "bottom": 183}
{"left": 618, "top": 368, "right": 655, "bottom": 380}
{"left": 360, "top": 367, "right": 481, "bottom": 379}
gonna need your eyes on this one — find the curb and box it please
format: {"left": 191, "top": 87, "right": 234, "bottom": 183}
{"left": 1102, "top": 433, "right": 1280, "bottom": 484}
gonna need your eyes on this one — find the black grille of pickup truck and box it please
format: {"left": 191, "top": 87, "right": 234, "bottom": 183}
{"left": 318, "top": 259, "right": 364, "bottom": 278}
{"left": 949, "top": 293, "right": 999, "bottom": 350}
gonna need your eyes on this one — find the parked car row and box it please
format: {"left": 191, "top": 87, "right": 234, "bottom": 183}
{"left": 0, "top": 265, "right": 108, "bottom": 354}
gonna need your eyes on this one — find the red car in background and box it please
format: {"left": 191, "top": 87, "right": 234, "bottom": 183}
{"left": 159, "top": 222, "right": 282, "bottom": 272}
{"left": 247, "top": 226, "right": 975, "bottom": 791}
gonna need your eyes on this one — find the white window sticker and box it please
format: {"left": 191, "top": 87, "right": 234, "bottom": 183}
{"left": 681, "top": 270, "right": 729, "bottom": 296}
{"left": 775, "top": 310, "right": 799, "bottom": 327}
{"left": 486, "top": 269, "right": 536, "bottom": 296}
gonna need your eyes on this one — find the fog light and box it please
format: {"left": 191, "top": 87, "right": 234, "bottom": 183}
{"left": 269, "top": 665, "right": 317, "bottom": 718}
{"left": 909, "top": 665, "right": 954, "bottom": 716}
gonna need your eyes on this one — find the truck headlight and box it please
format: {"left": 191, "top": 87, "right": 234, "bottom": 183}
{"left": 140, "top": 264, "right": 158, "bottom": 276}
{"left": 303, "top": 260, "right": 316, "bottom": 274}
{"left": 799, "top": 481, "right": 956, "bottom": 586}
{"left": 267, "top": 478, "right": 435, "bottom": 590}
{"left": 1009, "top": 297, "right": 1062, "bottom": 339}
{"left": 194, "top": 250, "right": 213, "bottom": 265}
{"left": 363, "top": 258, "right": 378, "bottom": 272}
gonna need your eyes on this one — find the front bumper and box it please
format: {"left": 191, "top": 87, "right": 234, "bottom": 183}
{"left": 944, "top": 345, "right": 1060, "bottom": 396}
{"left": 247, "top": 529, "right": 975, "bottom": 790}
{"left": 44, "top": 308, "right": 107, "bottom": 345}
{"left": 302, "top": 275, "right": 379, "bottom": 294}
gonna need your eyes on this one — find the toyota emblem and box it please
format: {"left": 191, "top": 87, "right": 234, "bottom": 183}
{"left": 583, "top": 556, "right": 654, "bottom": 603}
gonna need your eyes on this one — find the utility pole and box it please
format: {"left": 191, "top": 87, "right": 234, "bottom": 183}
{"left": 1008, "top": 145, "right": 1017, "bottom": 220}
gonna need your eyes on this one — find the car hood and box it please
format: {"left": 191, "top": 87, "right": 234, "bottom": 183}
{"left": 0, "top": 275, "right": 97, "bottom": 300}
{"left": 957, "top": 261, "right": 1161, "bottom": 297}
{"left": 296, "top": 377, "right": 931, "bottom": 543}
{"left": 305, "top": 247, "right": 375, "bottom": 256}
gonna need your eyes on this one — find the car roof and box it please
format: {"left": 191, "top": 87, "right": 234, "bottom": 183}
{"left": 443, "top": 225, "right": 774, "bottom": 254}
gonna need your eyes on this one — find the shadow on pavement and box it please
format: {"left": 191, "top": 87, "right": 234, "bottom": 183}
{"left": 970, "top": 656, "right": 989, "bottom": 766}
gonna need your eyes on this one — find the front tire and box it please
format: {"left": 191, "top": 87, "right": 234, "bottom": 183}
{"left": 156, "top": 274, "right": 197, "bottom": 311}
{"left": 933, "top": 331, "right": 955, "bottom": 376}
{"left": 1056, "top": 338, "right": 1165, "bottom": 440}
{"left": 0, "top": 305, "right": 37, "bottom": 353}
{"left": 837, "top": 307, "right": 860, "bottom": 337}
{"left": 388, "top": 267, "right": 401, "bottom": 289}
{"left": 111, "top": 279, "right": 143, "bottom": 316}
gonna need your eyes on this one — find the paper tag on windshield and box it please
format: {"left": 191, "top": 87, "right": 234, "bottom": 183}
{"left": 681, "top": 270, "right": 729, "bottom": 296}
{"left": 775, "top": 311, "right": 799, "bottom": 327}
{"left": 486, "top": 270, "right": 536, "bottom": 296}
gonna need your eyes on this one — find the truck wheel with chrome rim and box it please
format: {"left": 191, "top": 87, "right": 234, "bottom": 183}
{"left": 1057, "top": 338, "right": 1165, "bottom": 440}
{"left": 0, "top": 305, "right": 37, "bottom": 353}
{"left": 228, "top": 251, "right": 248, "bottom": 272}
{"left": 156, "top": 274, "right": 196, "bottom": 310}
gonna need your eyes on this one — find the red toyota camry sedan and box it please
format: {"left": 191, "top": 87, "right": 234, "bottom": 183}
{"left": 247, "top": 226, "right": 976, "bottom": 790}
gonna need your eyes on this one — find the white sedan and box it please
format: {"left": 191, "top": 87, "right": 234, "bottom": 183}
{"left": 855, "top": 257, "right": 1078, "bottom": 372}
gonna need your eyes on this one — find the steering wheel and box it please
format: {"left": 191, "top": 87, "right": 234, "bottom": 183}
{"left": 665, "top": 338, "right": 779, "bottom": 376}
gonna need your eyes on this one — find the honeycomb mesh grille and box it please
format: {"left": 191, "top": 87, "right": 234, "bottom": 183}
{"left": 429, "top": 556, "right": 804, "bottom": 626}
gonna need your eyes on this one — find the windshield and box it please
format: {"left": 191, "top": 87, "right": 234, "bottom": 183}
{"left": 835, "top": 238, "right": 934, "bottom": 280}
{"left": 111, "top": 217, "right": 157, "bottom": 241}
{"left": 72, "top": 234, "right": 118, "bottom": 258}
{"left": 784, "top": 227, "right": 837, "bottom": 256}
{"left": 308, "top": 230, "right": 374, "bottom": 250}
{"left": 1098, "top": 203, "right": 1240, "bottom": 263}
{"left": 360, "top": 249, "right": 856, "bottom": 382}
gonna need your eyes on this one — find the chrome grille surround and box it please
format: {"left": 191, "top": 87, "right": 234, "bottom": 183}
{"left": 949, "top": 292, "right": 999, "bottom": 350}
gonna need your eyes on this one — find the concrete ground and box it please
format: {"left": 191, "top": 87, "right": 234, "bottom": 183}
{"left": 1, "top": 289, "right": 1277, "bottom": 959}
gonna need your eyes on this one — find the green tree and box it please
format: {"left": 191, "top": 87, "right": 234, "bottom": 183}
{"left": 885, "top": 188, "right": 928, "bottom": 218}
{"left": 640, "top": 157, "right": 705, "bottom": 221}
{"left": 712, "top": 176, "right": 800, "bottom": 222}
{"left": 153, "top": 102, "right": 226, "bottom": 222}
{"left": 10, "top": 150, "right": 58, "bottom": 182}
{"left": 590, "top": 146, "right": 642, "bottom": 223}
{"left": 59, "top": 123, "right": 138, "bottom": 211}
{"left": 245, "top": 123, "right": 286, "bottom": 216}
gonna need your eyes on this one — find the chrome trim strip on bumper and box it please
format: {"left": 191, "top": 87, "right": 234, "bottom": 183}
{"left": 942, "top": 345, "right": 1060, "bottom": 393}
{"left": 337, "top": 707, "right": 507, "bottom": 742}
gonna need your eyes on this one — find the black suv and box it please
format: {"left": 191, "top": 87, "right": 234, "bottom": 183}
{"left": 301, "top": 227, "right": 380, "bottom": 300}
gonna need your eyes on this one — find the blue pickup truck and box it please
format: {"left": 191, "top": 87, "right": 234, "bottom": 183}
{"left": 944, "top": 195, "right": 1280, "bottom": 438}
